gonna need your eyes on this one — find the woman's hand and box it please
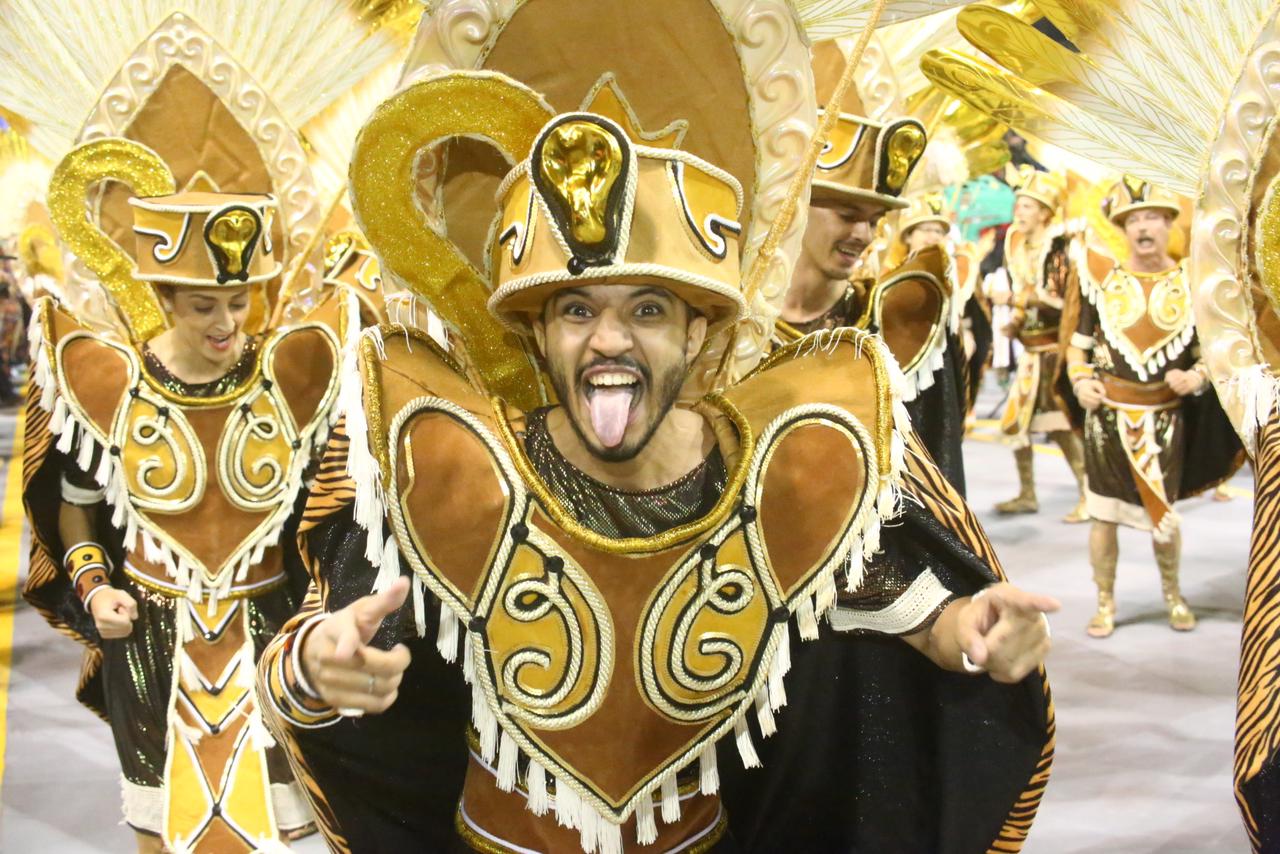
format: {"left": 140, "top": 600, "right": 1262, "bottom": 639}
{"left": 89, "top": 587, "right": 138, "bottom": 639}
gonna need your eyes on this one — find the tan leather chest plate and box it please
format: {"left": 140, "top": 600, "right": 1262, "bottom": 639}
{"left": 370, "top": 327, "right": 892, "bottom": 823}
{"left": 42, "top": 295, "right": 343, "bottom": 588}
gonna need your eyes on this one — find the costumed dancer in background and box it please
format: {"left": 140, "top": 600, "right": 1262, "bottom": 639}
{"left": 1066, "top": 179, "right": 1242, "bottom": 636}
{"left": 991, "top": 166, "right": 1088, "bottom": 521}
{"left": 0, "top": 2, "right": 417, "bottom": 848}
{"left": 922, "top": 2, "right": 1279, "bottom": 844}
{"left": 258, "top": 3, "right": 1055, "bottom": 852}
{"left": 777, "top": 41, "right": 968, "bottom": 492}
{"left": 895, "top": 189, "right": 975, "bottom": 488}
{"left": 721, "top": 36, "right": 1051, "bottom": 853}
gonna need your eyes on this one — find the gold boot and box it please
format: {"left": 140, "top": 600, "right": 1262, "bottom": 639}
{"left": 996, "top": 446, "right": 1038, "bottom": 514}
{"left": 1087, "top": 590, "right": 1116, "bottom": 638}
{"left": 1087, "top": 524, "right": 1117, "bottom": 638}
{"left": 1156, "top": 536, "right": 1196, "bottom": 632}
{"left": 1053, "top": 431, "right": 1090, "bottom": 523}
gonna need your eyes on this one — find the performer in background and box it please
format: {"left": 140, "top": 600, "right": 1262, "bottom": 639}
{"left": 258, "top": 5, "right": 1056, "bottom": 853}
{"left": 5, "top": 2, "right": 410, "bottom": 846}
{"left": 1066, "top": 179, "right": 1242, "bottom": 637}
{"left": 777, "top": 42, "right": 968, "bottom": 492}
{"left": 992, "top": 166, "right": 1088, "bottom": 521}
{"left": 922, "top": 3, "right": 1276, "bottom": 843}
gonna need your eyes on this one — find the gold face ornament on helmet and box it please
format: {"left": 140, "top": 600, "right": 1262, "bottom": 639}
{"left": 489, "top": 105, "right": 747, "bottom": 334}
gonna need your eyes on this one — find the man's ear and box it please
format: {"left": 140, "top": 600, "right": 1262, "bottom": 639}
{"left": 685, "top": 311, "right": 708, "bottom": 363}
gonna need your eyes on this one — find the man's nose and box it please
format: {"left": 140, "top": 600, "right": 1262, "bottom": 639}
{"left": 588, "top": 309, "right": 633, "bottom": 356}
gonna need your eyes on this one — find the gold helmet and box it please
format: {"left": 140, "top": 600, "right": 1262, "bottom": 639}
{"left": 810, "top": 40, "right": 927, "bottom": 211}
{"left": 1006, "top": 163, "right": 1066, "bottom": 215}
{"left": 1101, "top": 176, "right": 1180, "bottom": 226}
{"left": 130, "top": 191, "right": 281, "bottom": 287}
{"left": 488, "top": 90, "right": 746, "bottom": 333}
{"left": 898, "top": 191, "right": 952, "bottom": 238}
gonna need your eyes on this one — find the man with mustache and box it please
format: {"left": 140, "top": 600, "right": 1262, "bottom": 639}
{"left": 257, "top": 15, "right": 1056, "bottom": 853}
{"left": 1065, "top": 179, "right": 1242, "bottom": 637}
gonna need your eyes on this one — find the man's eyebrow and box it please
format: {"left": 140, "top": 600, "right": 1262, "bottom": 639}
{"left": 550, "top": 288, "right": 591, "bottom": 304}
{"left": 630, "top": 287, "right": 673, "bottom": 301}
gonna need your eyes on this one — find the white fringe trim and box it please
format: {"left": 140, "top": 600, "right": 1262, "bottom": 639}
{"left": 1227, "top": 364, "right": 1279, "bottom": 455}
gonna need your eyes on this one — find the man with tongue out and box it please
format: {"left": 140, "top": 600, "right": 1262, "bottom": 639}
{"left": 257, "top": 67, "right": 1057, "bottom": 852}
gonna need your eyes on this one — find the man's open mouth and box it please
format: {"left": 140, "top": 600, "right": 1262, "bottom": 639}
{"left": 581, "top": 366, "right": 644, "bottom": 448}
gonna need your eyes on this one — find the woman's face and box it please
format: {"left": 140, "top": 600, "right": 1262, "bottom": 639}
{"left": 164, "top": 287, "right": 250, "bottom": 363}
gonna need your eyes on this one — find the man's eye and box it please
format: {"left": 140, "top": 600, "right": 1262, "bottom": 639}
{"left": 635, "top": 302, "right": 664, "bottom": 318}
{"left": 563, "top": 303, "right": 593, "bottom": 319}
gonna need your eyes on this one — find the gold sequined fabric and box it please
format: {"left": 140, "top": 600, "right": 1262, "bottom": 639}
{"left": 141, "top": 335, "right": 261, "bottom": 399}
{"left": 521, "top": 407, "right": 726, "bottom": 539}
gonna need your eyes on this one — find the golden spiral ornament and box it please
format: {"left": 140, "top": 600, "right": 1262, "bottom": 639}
{"left": 349, "top": 72, "right": 554, "bottom": 410}
{"left": 48, "top": 138, "right": 176, "bottom": 341}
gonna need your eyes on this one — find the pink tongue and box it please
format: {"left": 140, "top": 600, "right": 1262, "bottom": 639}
{"left": 588, "top": 387, "right": 634, "bottom": 448}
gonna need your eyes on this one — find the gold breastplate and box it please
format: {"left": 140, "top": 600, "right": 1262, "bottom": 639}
{"left": 35, "top": 290, "right": 349, "bottom": 599}
{"left": 1083, "top": 250, "right": 1192, "bottom": 380}
{"left": 360, "top": 326, "right": 904, "bottom": 847}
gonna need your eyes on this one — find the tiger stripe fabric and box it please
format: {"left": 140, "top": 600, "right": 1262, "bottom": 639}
{"left": 1237, "top": 411, "right": 1280, "bottom": 850}
{"left": 257, "top": 420, "right": 359, "bottom": 853}
{"left": 903, "top": 437, "right": 1057, "bottom": 854}
{"left": 19, "top": 380, "right": 107, "bottom": 718}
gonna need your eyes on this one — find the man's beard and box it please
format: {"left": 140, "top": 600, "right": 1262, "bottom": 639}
{"left": 548, "top": 353, "right": 687, "bottom": 463}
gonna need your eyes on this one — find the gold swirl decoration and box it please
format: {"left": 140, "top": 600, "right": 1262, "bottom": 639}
{"left": 638, "top": 530, "right": 769, "bottom": 721}
{"left": 48, "top": 138, "right": 176, "bottom": 341}
{"left": 350, "top": 73, "right": 553, "bottom": 410}
{"left": 122, "top": 393, "right": 205, "bottom": 513}
{"left": 216, "top": 389, "right": 293, "bottom": 511}
{"left": 486, "top": 543, "right": 610, "bottom": 728}
{"left": 1149, "top": 273, "right": 1190, "bottom": 333}
{"left": 1100, "top": 273, "right": 1145, "bottom": 332}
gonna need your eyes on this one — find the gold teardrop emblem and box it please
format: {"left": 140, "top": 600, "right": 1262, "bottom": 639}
{"left": 539, "top": 121, "right": 623, "bottom": 245}
{"left": 884, "top": 123, "right": 926, "bottom": 192}
{"left": 207, "top": 207, "right": 260, "bottom": 279}
{"left": 1123, "top": 175, "right": 1147, "bottom": 203}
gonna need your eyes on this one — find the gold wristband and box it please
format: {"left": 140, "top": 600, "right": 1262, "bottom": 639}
{"left": 1067, "top": 364, "right": 1096, "bottom": 383}
{"left": 65, "top": 542, "right": 111, "bottom": 605}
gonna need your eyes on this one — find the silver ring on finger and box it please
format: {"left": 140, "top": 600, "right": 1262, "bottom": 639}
{"left": 367, "top": 674, "right": 377, "bottom": 694}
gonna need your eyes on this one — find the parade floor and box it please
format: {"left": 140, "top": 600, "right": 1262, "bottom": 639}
{"left": 0, "top": 396, "right": 1255, "bottom": 852}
